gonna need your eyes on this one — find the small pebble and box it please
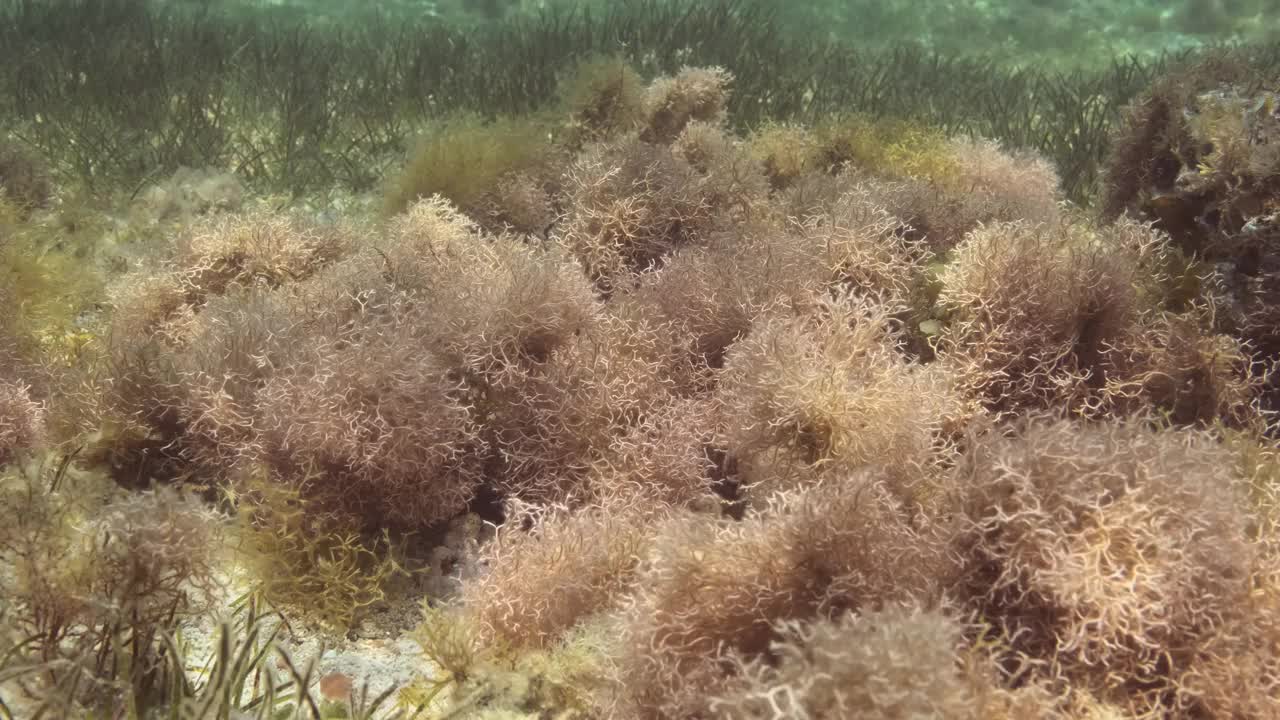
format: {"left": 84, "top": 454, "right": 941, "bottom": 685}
{"left": 319, "top": 671, "right": 354, "bottom": 702}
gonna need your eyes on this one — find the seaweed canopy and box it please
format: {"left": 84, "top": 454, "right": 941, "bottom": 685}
{"left": 0, "top": 466, "right": 223, "bottom": 712}
{"left": 711, "top": 604, "right": 1058, "bottom": 719}
{"left": 383, "top": 114, "right": 556, "bottom": 219}
{"left": 4, "top": 8, "right": 1280, "bottom": 713}
{"left": 949, "top": 418, "right": 1279, "bottom": 717}
{"left": 614, "top": 475, "right": 955, "bottom": 719}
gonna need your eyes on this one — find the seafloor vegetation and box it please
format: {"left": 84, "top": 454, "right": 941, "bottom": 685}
{"left": 2, "top": 0, "right": 1280, "bottom": 718}
{"left": 168, "top": 0, "right": 1280, "bottom": 69}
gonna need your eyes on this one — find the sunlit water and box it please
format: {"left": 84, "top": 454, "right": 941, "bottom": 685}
{"left": 166, "top": 0, "right": 1278, "bottom": 68}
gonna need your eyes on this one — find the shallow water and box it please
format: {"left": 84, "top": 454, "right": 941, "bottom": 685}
{"left": 164, "top": 0, "right": 1278, "bottom": 67}
{"left": 4, "top": 2, "right": 1280, "bottom": 719}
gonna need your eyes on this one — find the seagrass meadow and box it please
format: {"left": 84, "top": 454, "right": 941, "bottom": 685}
{"left": 2, "top": 0, "right": 1280, "bottom": 718}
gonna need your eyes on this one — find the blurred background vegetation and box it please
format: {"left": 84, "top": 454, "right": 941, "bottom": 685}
{"left": 170, "top": 0, "right": 1278, "bottom": 68}
{"left": 10, "top": 0, "right": 1278, "bottom": 207}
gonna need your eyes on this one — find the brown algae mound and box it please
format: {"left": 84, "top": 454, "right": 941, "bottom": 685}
{"left": 1, "top": 56, "right": 1277, "bottom": 719}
